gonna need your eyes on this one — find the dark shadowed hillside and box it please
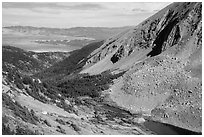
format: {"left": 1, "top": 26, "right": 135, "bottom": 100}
{"left": 35, "top": 40, "right": 104, "bottom": 80}
{"left": 2, "top": 45, "right": 70, "bottom": 74}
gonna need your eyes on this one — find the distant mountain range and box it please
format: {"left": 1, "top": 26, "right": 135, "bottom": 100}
{"left": 3, "top": 26, "right": 133, "bottom": 40}
{"left": 3, "top": 26, "right": 133, "bottom": 52}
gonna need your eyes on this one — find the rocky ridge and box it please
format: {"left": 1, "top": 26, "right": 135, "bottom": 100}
{"left": 82, "top": 2, "right": 201, "bottom": 75}
{"left": 80, "top": 2, "right": 202, "bottom": 132}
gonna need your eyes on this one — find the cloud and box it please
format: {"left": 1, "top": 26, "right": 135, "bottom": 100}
{"left": 3, "top": 2, "right": 57, "bottom": 9}
{"left": 59, "top": 3, "right": 105, "bottom": 10}
{"left": 2, "top": 2, "right": 105, "bottom": 12}
{"left": 132, "top": 8, "right": 148, "bottom": 12}
{"left": 2, "top": 2, "right": 171, "bottom": 28}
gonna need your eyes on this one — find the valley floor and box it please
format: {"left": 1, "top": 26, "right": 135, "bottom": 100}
{"left": 2, "top": 80, "right": 201, "bottom": 135}
{"left": 2, "top": 82, "right": 151, "bottom": 135}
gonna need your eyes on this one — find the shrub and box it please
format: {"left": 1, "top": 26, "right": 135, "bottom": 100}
{"left": 2, "top": 115, "right": 9, "bottom": 124}
{"left": 25, "top": 83, "right": 48, "bottom": 103}
{"left": 44, "top": 119, "right": 51, "bottom": 127}
{"left": 70, "top": 123, "right": 80, "bottom": 132}
{"left": 16, "top": 81, "right": 24, "bottom": 89}
{"left": 56, "top": 119, "right": 66, "bottom": 125}
{"left": 15, "top": 126, "right": 38, "bottom": 135}
{"left": 56, "top": 71, "right": 125, "bottom": 98}
{"left": 56, "top": 126, "right": 66, "bottom": 134}
{"left": 2, "top": 123, "right": 15, "bottom": 135}
{"left": 22, "top": 76, "right": 33, "bottom": 85}
{"left": 2, "top": 93, "right": 39, "bottom": 125}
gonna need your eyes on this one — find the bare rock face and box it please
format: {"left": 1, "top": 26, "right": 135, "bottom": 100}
{"left": 83, "top": 2, "right": 201, "bottom": 75}
{"left": 81, "top": 2, "right": 202, "bottom": 133}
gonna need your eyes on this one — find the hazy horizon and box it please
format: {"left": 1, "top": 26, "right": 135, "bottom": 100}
{"left": 3, "top": 25, "right": 134, "bottom": 29}
{"left": 3, "top": 2, "right": 171, "bottom": 28}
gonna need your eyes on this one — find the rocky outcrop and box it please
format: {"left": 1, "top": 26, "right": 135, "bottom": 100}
{"left": 83, "top": 2, "right": 201, "bottom": 73}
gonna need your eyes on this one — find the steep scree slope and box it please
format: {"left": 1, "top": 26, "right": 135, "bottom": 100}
{"left": 81, "top": 2, "right": 202, "bottom": 132}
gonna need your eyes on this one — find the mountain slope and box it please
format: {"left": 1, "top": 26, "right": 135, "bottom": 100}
{"left": 3, "top": 45, "right": 70, "bottom": 74}
{"left": 81, "top": 2, "right": 201, "bottom": 75}
{"left": 78, "top": 2, "right": 202, "bottom": 132}
{"left": 35, "top": 40, "right": 104, "bottom": 80}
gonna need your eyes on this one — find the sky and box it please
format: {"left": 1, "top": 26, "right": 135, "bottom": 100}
{"left": 2, "top": 2, "right": 171, "bottom": 28}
